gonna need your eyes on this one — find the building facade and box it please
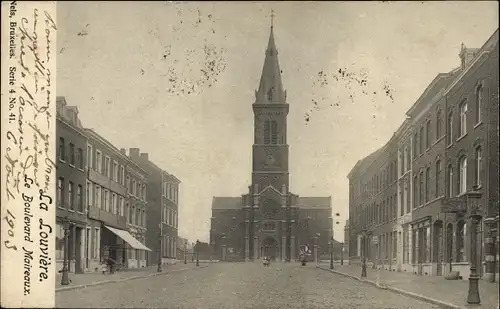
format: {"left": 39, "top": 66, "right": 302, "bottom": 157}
{"left": 123, "top": 148, "right": 149, "bottom": 268}
{"left": 85, "top": 131, "right": 150, "bottom": 269}
{"left": 348, "top": 29, "right": 499, "bottom": 282}
{"left": 210, "top": 23, "right": 333, "bottom": 262}
{"left": 128, "top": 148, "right": 180, "bottom": 266}
{"left": 55, "top": 97, "right": 88, "bottom": 274}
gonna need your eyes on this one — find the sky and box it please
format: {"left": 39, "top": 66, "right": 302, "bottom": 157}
{"left": 56, "top": 1, "right": 498, "bottom": 243}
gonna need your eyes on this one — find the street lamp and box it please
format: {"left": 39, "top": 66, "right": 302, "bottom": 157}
{"left": 340, "top": 243, "right": 344, "bottom": 265}
{"left": 329, "top": 237, "right": 334, "bottom": 269}
{"left": 466, "top": 186, "right": 482, "bottom": 305}
{"left": 157, "top": 224, "right": 162, "bottom": 273}
{"left": 196, "top": 240, "right": 200, "bottom": 267}
{"left": 184, "top": 240, "right": 188, "bottom": 264}
{"left": 60, "top": 217, "right": 73, "bottom": 286}
{"left": 361, "top": 227, "right": 368, "bottom": 278}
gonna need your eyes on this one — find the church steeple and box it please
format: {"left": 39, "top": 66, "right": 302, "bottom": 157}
{"left": 256, "top": 11, "right": 286, "bottom": 104}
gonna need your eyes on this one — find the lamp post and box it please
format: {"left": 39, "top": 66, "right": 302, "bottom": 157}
{"left": 361, "top": 227, "right": 368, "bottom": 278}
{"left": 314, "top": 233, "right": 320, "bottom": 264}
{"left": 466, "top": 186, "right": 482, "bottom": 305}
{"left": 157, "top": 224, "right": 162, "bottom": 273}
{"left": 340, "top": 243, "right": 344, "bottom": 265}
{"left": 196, "top": 240, "right": 200, "bottom": 267}
{"left": 329, "top": 237, "right": 334, "bottom": 269}
{"left": 60, "top": 217, "right": 72, "bottom": 286}
{"left": 184, "top": 240, "right": 187, "bottom": 264}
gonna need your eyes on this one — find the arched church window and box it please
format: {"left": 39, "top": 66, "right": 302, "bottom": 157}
{"left": 264, "top": 120, "right": 271, "bottom": 144}
{"left": 271, "top": 120, "right": 278, "bottom": 144}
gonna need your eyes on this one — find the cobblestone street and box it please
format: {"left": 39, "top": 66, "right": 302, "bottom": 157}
{"left": 56, "top": 262, "right": 442, "bottom": 308}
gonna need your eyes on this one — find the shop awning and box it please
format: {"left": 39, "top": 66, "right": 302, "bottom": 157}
{"left": 104, "top": 225, "right": 151, "bottom": 252}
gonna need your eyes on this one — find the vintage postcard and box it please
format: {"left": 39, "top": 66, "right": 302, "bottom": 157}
{"left": 1, "top": 1, "right": 499, "bottom": 309}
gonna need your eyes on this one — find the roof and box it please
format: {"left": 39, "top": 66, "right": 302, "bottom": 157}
{"left": 255, "top": 24, "right": 286, "bottom": 104}
{"left": 297, "top": 197, "right": 331, "bottom": 209}
{"left": 347, "top": 147, "right": 383, "bottom": 180}
{"left": 211, "top": 197, "right": 241, "bottom": 210}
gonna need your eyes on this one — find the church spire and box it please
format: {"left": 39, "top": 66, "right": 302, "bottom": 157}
{"left": 255, "top": 10, "right": 286, "bottom": 104}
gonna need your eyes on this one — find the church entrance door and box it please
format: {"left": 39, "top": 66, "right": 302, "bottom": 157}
{"left": 261, "top": 237, "right": 279, "bottom": 261}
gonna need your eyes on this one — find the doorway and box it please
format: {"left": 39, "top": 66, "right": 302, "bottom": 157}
{"left": 86, "top": 227, "right": 91, "bottom": 271}
{"left": 433, "top": 221, "right": 443, "bottom": 276}
{"left": 75, "top": 227, "right": 83, "bottom": 274}
{"left": 261, "top": 237, "right": 278, "bottom": 261}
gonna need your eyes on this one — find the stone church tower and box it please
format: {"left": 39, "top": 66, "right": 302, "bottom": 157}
{"left": 210, "top": 17, "right": 333, "bottom": 262}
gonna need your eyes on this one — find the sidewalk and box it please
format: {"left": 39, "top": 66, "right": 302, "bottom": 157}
{"left": 56, "top": 262, "right": 207, "bottom": 292}
{"left": 318, "top": 263, "right": 499, "bottom": 309}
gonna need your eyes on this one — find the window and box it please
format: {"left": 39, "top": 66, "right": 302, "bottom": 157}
{"left": 113, "top": 161, "right": 118, "bottom": 181}
{"left": 413, "top": 176, "right": 418, "bottom": 209}
{"left": 426, "top": 120, "right": 431, "bottom": 149}
{"left": 271, "top": 120, "right": 278, "bottom": 144}
{"left": 111, "top": 193, "right": 116, "bottom": 214}
{"left": 104, "top": 156, "right": 111, "bottom": 178}
{"left": 436, "top": 109, "right": 442, "bottom": 139}
{"left": 459, "top": 156, "right": 467, "bottom": 194}
{"left": 413, "top": 133, "right": 418, "bottom": 157}
{"left": 263, "top": 120, "right": 270, "bottom": 144}
{"left": 447, "top": 165, "right": 453, "bottom": 197}
{"left": 86, "top": 181, "right": 93, "bottom": 207}
{"left": 126, "top": 176, "right": 130, "bottom": 190}
{"left": 419, "top": 171, "right": 424, "bottom": 206}
{"left": 69, "top": 143, "right": 75, "bottom": 165}
{"left": 68, "top": 181, "right": 74, "bottom": 210}
{"left": 96, "top": 150, "right": 102, "bottom": 173}
{"left": 95, "top": 185, "right": 101, "bottom": 209}
{"left": 425, "top": 167, "right": 430, "bottom": 203}
{"left": 78, "top": 148, "right": 84, "bottom": 169}
{"left": 132, "top": 180, "right": 137, "bottom": 195}
{"left": 447, "top": 112, "right": 453, "bottom": 145}
{"left": 459, "top": 100, "right": 467, "bottom": 137}
{"left": 57, "top": 177, "right": 64, "bottom": 207}
{"left": 87, "top": 145, "right": 93, "bottom": 168}
{"left": 56, "top": 223, "right": 64, "bottom": 260}
{"left": 419, "top": 126, "right": 424, "bottom": 154}
{"left": 476, "top": 84, "right": 483, "bottom": 124}
{"left": 59, "top": 137, "right": 65, "bottom": 161}
{"left": 93, "top": 228, "right": 100, "bottom": 259}
{"left": 405, "top": 147, "right": 410, "bottom": 171}
{"left": 77, "top": 185, "right": 83, "bottom": 212}
{"left": 475, "top": 147, "right": 482, "bottom": 187}
{"left": 104, "top": 190, "right": 109, "bottom": 212}
{"left": 118, "top": 197, "right": 123, "bottom": 216}
{"left": 120, "top": 165, "right": 125, "bottom": 185}
{"left": 436, "top": 160, "right": 442, "bottom": 197}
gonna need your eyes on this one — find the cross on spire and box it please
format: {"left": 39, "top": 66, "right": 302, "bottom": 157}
{"left": 270, "top": 9, "right": 275, "bottom": 28}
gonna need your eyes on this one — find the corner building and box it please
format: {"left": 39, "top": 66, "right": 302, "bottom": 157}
{"left": 210, "top": 23, "right": 333, "bottom": 262}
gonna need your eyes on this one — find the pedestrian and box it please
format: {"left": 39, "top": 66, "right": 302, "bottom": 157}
{"left": 105, "top": 257, "right": 116, "bottom": 274}
{"left": 99, "top": 260, "right": 108, "bottom": 275}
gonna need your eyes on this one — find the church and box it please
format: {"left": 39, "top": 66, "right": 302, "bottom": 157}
{"left": 210, "top": 18, "right": 333, "bottom": 262}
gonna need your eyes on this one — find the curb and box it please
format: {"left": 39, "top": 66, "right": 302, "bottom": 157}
{"left": 56, "top": 265, "right": 209, "bottom": 293}
{"left": 316, "top": 266, "right": 464, "bottom": 309}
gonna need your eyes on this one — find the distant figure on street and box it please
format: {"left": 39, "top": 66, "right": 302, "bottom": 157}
{"left": 103, "top": 257, "right": 116, "bottom": 274}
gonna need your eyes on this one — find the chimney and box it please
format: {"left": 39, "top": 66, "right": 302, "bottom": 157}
{"left": 140, "top": 153, "right": 149, "bottom": 161}
{"left": 129, "top": 148, "right": 140, "bottom": 159}
{"left": 120, "top": 148, "right": 126, "bottom": 155}
{"left": 459, "top": 43, "right": 478, "bottom": 69}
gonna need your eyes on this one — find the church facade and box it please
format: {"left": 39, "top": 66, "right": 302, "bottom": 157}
{"left": 210, "top": 23, "right": 333, "bottom": 262}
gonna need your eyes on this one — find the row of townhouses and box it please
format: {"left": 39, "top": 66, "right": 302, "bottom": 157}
{"left": 55, "top": 96, "right": 181, "bottom": 273}
{"left": 347, "top": 29, "right": 499, "bottom": 283}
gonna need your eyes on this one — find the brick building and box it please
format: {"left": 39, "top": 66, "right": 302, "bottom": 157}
{"left": 55, "top": 97, "right": 88, "bottom": 274}
{"left": 122, "top": 148, "right": 149, "bottom": 268}
{"left": 128, "top": 148, "right": 180, "bottom": 266}
{"left": 347, "top": 136, "right": 398, "bottom": 269}
{"left": 348, "top": 29, "right": 499, "bottom": 282}
{"left": 210, "top": 23, "right": 333, "bottom": 262}
{"left": 85, "top": 131, "right": 150, "bottom": 269}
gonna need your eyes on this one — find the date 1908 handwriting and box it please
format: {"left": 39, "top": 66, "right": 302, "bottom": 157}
{"left": 3, "top": 4, "right": 57, "bottom": 297}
